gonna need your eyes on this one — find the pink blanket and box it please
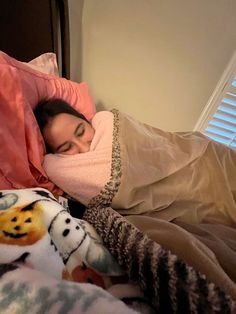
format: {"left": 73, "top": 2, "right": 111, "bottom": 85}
{"left": 43, "top": 111, "right": 114, "bottom": 205}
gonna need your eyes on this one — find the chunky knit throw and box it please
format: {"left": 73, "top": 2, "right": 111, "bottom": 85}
{"left": 83, "top": 206, "right": 236, "bottom": 313}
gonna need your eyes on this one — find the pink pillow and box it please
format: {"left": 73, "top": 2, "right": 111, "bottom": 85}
{"left": 0, "top": 51, "right": 96, "bottom": 193}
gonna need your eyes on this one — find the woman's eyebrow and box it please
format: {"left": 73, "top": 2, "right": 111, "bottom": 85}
{"left": 74, "top": 123, "right": 83, "bottom": 135}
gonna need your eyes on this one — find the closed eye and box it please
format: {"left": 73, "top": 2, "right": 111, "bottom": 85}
{"left": 57, "top": 142, "right": 72, "bottom": 153}
{"left": 74, "top": 123, "right": 85, "bottom": 137}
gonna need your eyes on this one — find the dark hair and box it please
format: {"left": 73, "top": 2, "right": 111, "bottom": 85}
{"left": 34, "top": 98, "right": 88, "bottom": 134}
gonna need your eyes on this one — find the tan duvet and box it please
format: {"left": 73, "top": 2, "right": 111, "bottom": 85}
{"left": 44, "top": 109, "right": 236, "bottom": 298}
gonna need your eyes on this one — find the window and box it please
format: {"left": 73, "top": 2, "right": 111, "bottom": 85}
{"left": 194, "top": 51, "right": 236, "bottom": 148}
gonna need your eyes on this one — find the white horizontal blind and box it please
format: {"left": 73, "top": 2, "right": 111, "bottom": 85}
{"left": 203, "top": 76, "right": 236, "bottom": 147}
{"left": 194, "top": 50, "right": 236, "bottom": 149}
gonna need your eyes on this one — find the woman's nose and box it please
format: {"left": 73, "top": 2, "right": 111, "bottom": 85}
{"left": 73, "top": 139, "right": 90, "bottom": 153}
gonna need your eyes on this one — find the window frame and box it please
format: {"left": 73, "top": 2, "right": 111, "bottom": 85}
{"left": 194, "top": 50, "right": 236, "bottom": 137}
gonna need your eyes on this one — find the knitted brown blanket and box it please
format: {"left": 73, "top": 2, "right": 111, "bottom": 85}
{"left": 83, "top": 206, "right": 235, "bottom": 314}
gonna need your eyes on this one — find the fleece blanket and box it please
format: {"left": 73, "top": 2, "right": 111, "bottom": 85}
{"left": 44, "top": 109, "right": 236, "bottom": 302}
{"left": 0, "top": 264, "right": 137, "bottom": 314}
{"left": 43, "top": 111, "right": 114, "bottom": 205}
{"left": 0, "top": 188, "right": 153, "bottom": 314}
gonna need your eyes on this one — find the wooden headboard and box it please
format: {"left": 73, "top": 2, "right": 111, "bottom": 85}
{"left": 0, "top": 0, "right": 70, "bottom": 79}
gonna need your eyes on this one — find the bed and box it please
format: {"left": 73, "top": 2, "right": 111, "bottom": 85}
{"left": 0, "top": 1, "right": 236, "bottom": 313}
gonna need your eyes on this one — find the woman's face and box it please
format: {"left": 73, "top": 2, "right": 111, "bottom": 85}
{"left": 43, "top": 113, "right": 95, "bottom": 155}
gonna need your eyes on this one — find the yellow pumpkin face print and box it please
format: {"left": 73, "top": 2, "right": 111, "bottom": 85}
{"left": 0, "top": 201, "right": 46, "bottom": 246}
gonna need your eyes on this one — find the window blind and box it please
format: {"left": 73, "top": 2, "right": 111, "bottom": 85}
{"left": 203, "top": 75, "right": 236, "bottom": 148}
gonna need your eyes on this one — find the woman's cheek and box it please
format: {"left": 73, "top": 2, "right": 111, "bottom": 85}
{"left": 89, "top": 126, "right": 95, "bottom": 141}
{"left": 64, "top": 147, "right": 80, "bottom": 155}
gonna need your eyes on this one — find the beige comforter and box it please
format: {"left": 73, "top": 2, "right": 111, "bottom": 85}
{"left": 45, "top": 109, "right": 236, "bottom": 299}
{"left": 89, "top": 110, "right": 236, "bottom": 299}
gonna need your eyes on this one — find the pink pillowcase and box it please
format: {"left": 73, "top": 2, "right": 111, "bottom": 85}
{"left": 0, "top": 51, "right": 96, "bottom": 193}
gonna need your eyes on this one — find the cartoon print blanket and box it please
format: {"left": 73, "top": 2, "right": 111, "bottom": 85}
{"left": 0, "top": 188, "right": 147, "bottom": 314}
{"left": 0, "top": 264, "right": 137, "bottom": 314}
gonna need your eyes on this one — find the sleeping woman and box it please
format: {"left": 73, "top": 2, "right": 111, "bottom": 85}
{"left": 34, "top": 98, "right": 236, "bottom": 298}
{"left": 34, "top": 98, "right": 236, "bottom": 225}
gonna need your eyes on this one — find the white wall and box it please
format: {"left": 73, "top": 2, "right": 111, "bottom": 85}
{"left": 70, "top": 0, "right": 236, "bottom": 131}
{"left": 68, "top": 0, "right": 84, "bottom": 81}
